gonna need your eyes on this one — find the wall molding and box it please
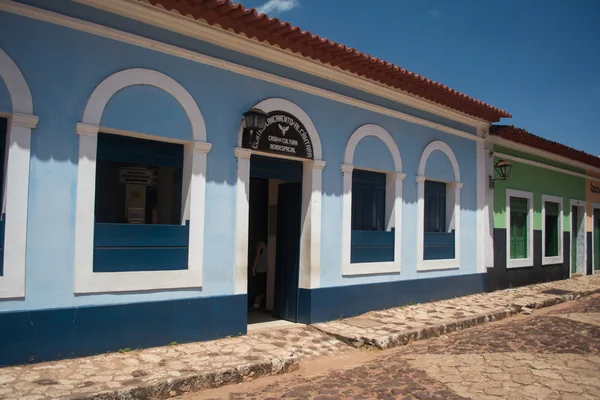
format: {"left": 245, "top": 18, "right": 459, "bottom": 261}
{"left": 341, "top": 124, "right": 403, "bottom": 276}
{"left": 10, "top": 113, "right": 38, "bottom": 129}
{"left": 73, "top": 68, "right": 210, "bottom": 294}
{"left": 416, "top": 141, "right": 461, "bottom": 272}
{"left": 494, "top": 151, "right": 600, "bottom": 182}
{"left": 234, "top": 98, "right": 323, "bottom": 293}
{"left": 0, "top": 0, "right": 485, "bottom": 143}
{"left": 0, "top": 48, "right": 36, "bottom": 299}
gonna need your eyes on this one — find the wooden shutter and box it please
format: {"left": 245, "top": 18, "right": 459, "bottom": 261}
{"left": 352, "top": 170, "right": 386, "bottom": 231}
{"left": 424, "top": 181, "right": 446, "bottom": 233}
{"left": 545, "top": 202, "right": 559, "bottom": 257}
{"left": 510, "top": 197, "right": 528, "bottom": 259}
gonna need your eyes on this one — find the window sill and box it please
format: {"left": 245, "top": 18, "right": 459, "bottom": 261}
{"left": 342, "top": 261, "right": 399, "bottom": 276}
{"left": 74, "top": 268, "right": 202, "bottom": 294}
{"left": 542, "top": 256, "right": 563, "bottom": 266}
{"left": 507, "top": 258, "right": 533, "bottom": 269}
{"left": 417, "top": 259, "right": 459, "bottom": 272}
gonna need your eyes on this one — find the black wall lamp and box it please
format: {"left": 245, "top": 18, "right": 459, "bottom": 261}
{"left": 489, "top": 158, "right": 512, "bottom": 188}
{"left": 242, "top": 108, "right": 268, "bottom": 148}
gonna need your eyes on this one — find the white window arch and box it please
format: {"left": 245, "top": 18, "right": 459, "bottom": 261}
{"left": 234, "top": 97, "right": 324, "bottom": 293}
{"left": 74, "top": 68, "right": 210, "bottom": 293}
{"left": 416, "top": 140, "right": 462, "bottom": 271}
{"left": 0, "top": 48, "right": 38, "bottom": 299}
{"left": 341, "top": 124, "right": 404, "bottom": 276}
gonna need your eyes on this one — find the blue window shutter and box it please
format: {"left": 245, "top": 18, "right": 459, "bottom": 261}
{"left": 352, "top": 170, "right": 386, "bottom": 231}
{"left": 424, "top": 181, "right": 446, "bottom": 233}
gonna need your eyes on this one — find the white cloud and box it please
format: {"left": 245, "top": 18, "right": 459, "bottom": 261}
{"left": 257, "top": 0, "right": 299, "bottom": 15}
{"left": 428, "top": 9, "right": 442, "bottom": 18}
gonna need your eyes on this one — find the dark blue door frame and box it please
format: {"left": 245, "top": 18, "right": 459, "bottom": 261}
{"left": 273, "top": 182, "right": 302, "bottom": 322}
{"left": 249, "top": 156, "right": 303, "bottom": 323}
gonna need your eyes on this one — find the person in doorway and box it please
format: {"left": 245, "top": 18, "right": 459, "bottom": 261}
{"left": 251, "top": 239, "right": 268, "bottom": 310}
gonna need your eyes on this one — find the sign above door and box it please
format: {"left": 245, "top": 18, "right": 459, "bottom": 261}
{"left": 245, "top": 111, "right": 314, "bottom": 159}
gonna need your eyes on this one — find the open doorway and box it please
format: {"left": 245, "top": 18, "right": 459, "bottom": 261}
{"left": 247, "top": 156, "right": 303, "bottom": 326}
{"left": 571, "top": 202, "right": 586, "bottom": 276}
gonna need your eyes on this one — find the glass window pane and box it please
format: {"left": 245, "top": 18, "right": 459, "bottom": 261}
{"left": 95, "top": 134, "right": 183, "bottom": 225}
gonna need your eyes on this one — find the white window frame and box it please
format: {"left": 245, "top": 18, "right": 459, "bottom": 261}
{"left": 0, "top": 48, "right": 38, "bottom": 299}
{"left": 416, "top": 140, "right": 461, "bottom": 272}
{"left": 73, "top": 68, "right": 211, "bottom": 294}
{"left": 340, "top": 124, "right": 404, "bottom": 276}
{"left": 506, "top": 189, "right": 534, "bottom": 268}
{"left": 541, "top": 194, "right": 563, "bottom": 265}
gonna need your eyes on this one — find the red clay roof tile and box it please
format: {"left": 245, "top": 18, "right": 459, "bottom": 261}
{"left": 490, "top": 125, "right": 600, "bottom": 170}
{"left": 140, "top": 0, "right": 511, "bottom": 122}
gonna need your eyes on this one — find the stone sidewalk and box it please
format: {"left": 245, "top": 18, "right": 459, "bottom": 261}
{"left": 314, "top": 275, "right": 600, "bottom": 349}
{"left": 0, "top": 327, "right": 350, "bottom": 400}
{"left": 1, "top": 275, "right": 600, "bottom": 400}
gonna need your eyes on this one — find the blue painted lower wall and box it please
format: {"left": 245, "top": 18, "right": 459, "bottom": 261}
{"left": 297, "top": 273, "right": 486, "bottom": 323}
{"left": 0, "top": 294, "right": 247, "bottom": 366}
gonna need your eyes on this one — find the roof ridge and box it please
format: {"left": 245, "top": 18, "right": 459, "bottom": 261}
{"left": 491, "top": 125, "right": 600, "bottom": 170}
{"left": 141, "top": 0, "right": 511, "bottom": 122}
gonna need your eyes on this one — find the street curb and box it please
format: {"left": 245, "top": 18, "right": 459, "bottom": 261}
{"left": 74, "top": 356, "right": 298, "bottom": 400}
{"left": 314, "top": 288, "right": 598, "bottom": 351}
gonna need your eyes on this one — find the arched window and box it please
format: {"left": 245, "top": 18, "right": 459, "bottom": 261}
{"left": 416, "top": 140, "right": 462, "bottom": 271}
{"left": 341, "top": 124, "right": 404, "bottom": 276}
{"left": 74, "top": 68, "right": 210, "bottom": 293}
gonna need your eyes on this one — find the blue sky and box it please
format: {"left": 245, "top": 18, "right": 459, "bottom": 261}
{"left": 238, "top": 0, "right": 600, "bottom": 156}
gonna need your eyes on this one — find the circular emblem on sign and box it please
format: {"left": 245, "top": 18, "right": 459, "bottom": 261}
{"left": 249, "top": 111, "right": 314, "bottom": 159}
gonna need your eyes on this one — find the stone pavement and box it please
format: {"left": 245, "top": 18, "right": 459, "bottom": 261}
{"left": 199, "top": 294, "right": 600, "bottom": 400}
{"left": 1, "top": 275, "right": 600, "bottom": 400}
{"left": 0, "top": 327, "right": 350, "bottom": 400}
{"left": 314, "top": 275, "right": 600, "bottom": 349}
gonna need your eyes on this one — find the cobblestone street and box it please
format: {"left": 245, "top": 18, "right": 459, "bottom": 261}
{"left": 188, "top": 295, "right": 600, "bottom": 400}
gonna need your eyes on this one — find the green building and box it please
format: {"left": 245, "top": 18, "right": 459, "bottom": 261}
{"left": 486, "top": 125, "right": 597, "bottom": 290}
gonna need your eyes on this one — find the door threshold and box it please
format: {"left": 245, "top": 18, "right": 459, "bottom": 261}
{"left": 247, "top": 319, "right": 305, "bottom": 333}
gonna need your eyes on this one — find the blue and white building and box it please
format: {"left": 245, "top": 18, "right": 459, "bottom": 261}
{"left": 0, "top": 0, "right": 510, "bottom": 365}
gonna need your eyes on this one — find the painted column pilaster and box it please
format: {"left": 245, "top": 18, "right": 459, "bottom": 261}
{"left": 0, "top": 113, "right": 38, "bottom": 299}
{"left": 341, "top": 164, "right": 354, "bottom": 270}
{"left": 415, "top": 175, "right": 426, "bottom": 270}
{"left": 455, "top": 181, "right": 463, "bottom": 265}
{"left": 234, "top": 147, "right": 251, "bottom": 294}
{"left": 393, "top": 172, "right": 406, "bottom": 266}
{"left": 73, "top": 123, "right": 100, "bottom": 293}
{"left": 308, "top": 160, "right": 325, "bottom": 289}
{"left": 187, "top": 141, "right": 211, "bottom": 285}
